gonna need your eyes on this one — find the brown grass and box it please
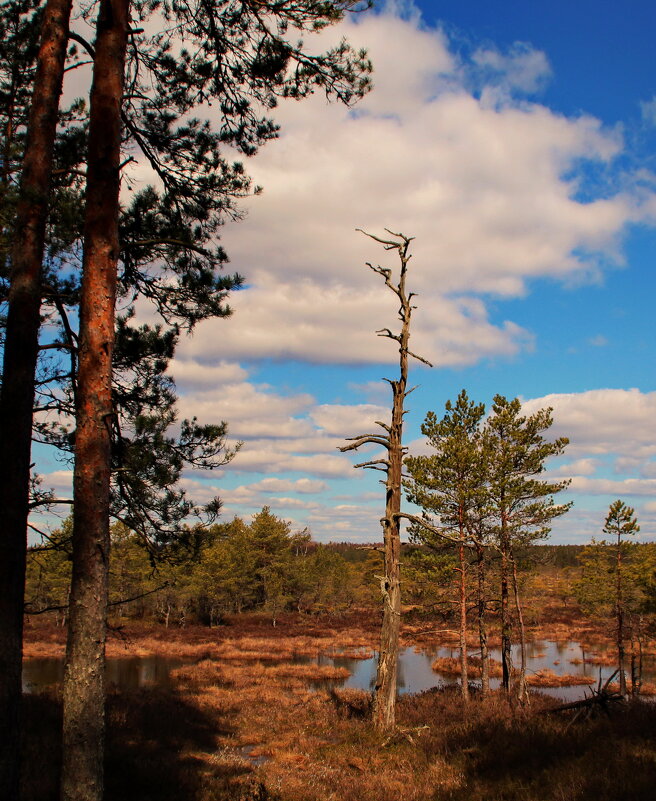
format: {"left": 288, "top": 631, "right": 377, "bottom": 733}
{"left": 431, "top": 656, "right": 504, "bottom": 679}
{"left": 21, "top": 612, "right": 656, "bottom": 801}
{"left": 526, "top": 669, "right": 595, "bottom": 688}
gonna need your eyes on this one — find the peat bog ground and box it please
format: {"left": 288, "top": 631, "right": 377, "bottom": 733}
{"left": 21, "top": 608, "right": 656, "bottom": 801}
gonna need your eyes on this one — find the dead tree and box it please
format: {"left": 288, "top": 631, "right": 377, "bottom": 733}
{"left": 340, "top": 229, "right": 431, "bottom": 731}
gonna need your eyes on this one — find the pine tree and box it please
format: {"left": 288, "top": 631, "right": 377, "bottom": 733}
{"left": 0, "top": 2, "right": 75, "bottom": 795}
{"left": 61, "top": 5, "right": 370, "bottom": 795}
{"left": 1, "top": 3, "right": 371, "bottom": 795}
{"left": 603, "top": 499, "right": 640, "bottom": 696}
{"left": 485, "top": 395, "right": 571, "bottom": 700}
{"left": 405, "top": 390, "right": 487, "bottom": 701}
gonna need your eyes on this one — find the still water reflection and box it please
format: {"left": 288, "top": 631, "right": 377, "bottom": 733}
{"left": 23, "top": 640, "right": 654, "bottom": 702}
{"left": 321, "top": 640, "right": 655, "bottom": 701}
{"left": 22, "top": 656, "right": 185, "bottom": 694}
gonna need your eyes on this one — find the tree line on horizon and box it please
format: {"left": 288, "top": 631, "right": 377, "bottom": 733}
{"left": 25, "top": 500, "right": 656, "bottom": 691}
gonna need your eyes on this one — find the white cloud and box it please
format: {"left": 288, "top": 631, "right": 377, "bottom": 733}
{"left": 38, "top": 470, "right": 74, "bottom": 497}
{"left": 251, "top": 477, "right": 328, "bottom": 494}
{"left": 168, "top": 359, "right": 249, "bottom": 391}
{"left": 167, "top": 9, "right": 649, "bottom": 368}
{"left": 177, "top": 382, "right": 315, "bottom": 440}
{"left": 472, "top": 42, "right": 552, "bottom": 95}
{"left": 548, "top": 458, "right": 599, "bottom": 477}
{"left": 524, "top": 388, "right": 656, "bottom": 460}
{"left": 310, "top": 403, "right": 391, "bottom": 435}
{"left": 568, "top": 477, "right": 656, "bottom": 496}
{"left": 227, "top": 446, "right": 355, "bottom": 478}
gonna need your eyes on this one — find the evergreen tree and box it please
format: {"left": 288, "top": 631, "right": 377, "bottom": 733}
{"left": 485, "top": 395, "right": 571, "bottom": 700}
{"left": 0, "top": 1, "right": 79, "bottom": 794}
{"left": 0, "top": 3, "right": 371, "bottom": 796}
{"left": 2, "top": 3, "right": 371, "bottom": 795}
{"left": 25, "top": 517, "right": 73, "bottom": 623}
{"left": 574, "top": 533, "right": 655, "bottom": 696}
{"left": 604, "top": 500, "right": 640, "bottom": 696}
{"left": 405, "top": 390, "right": 487, "bottom": 701}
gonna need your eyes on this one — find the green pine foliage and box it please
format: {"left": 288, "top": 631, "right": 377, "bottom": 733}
{"left": 574, "top": 503, "right": 653, "bottom": 620}
{"left": 25, "top": 508, "right": 373, "bottom": 624}
{"left": 485, "top": 394, "right": 572, "bottom": 548}
{"left": 405, "top": 389, "right": 488, "bottom": 542}
{"left": 2, "top": 0, "right": 373, "bottom": 552}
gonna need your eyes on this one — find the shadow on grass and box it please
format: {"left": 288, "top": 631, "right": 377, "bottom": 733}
{"left": 22, "top": 686, "right": 265, "bottom": 801}
{"left": 400, "top": 687, "right": 656, "bottom": 801}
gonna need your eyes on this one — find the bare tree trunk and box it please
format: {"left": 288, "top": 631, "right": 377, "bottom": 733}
{"left": 511, "top": 554, "right": 528, "bottom": 704}
{"left": 375, "top": 509, "right": 401, "bottom": 730}
{"left": 373, "top": 369, "right": 405, "bottom": 730}
{"left": 475, "top": 543, "right": 489, "bottom": 697}
{"left": 341, "top": 230, "right": 431, "bottom": 732}
{"left": 458, "top": 532, "right": 469, "bottom": 701}
{"left": 61, "top": 2, "right": 129, "bottom": 800}
{"left": 0, "top": 2, "right": 72, "bottom": 797}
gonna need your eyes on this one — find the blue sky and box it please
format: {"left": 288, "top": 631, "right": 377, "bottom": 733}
{"left": 35, "top": 0, "right": 656, "bottom": 544}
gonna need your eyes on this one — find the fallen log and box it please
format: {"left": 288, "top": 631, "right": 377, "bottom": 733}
{"left": 547, "top": 670, "right": 624, "bottom": 724}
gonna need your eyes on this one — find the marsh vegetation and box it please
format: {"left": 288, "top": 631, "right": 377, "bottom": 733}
{"left": 21, "top": 600, "right": 656, "bottom": 801}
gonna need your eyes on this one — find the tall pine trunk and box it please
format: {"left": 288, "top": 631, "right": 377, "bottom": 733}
{"left": 615, "top": 527, "right": 627, "bottom": 697}
{"left": 60, "top": 2, "right": 129, "bottom": 799}
{"left": 458, "top": 529, "right": 469, "bottom": 701}
{"left": 511, "top": 554, "right": 528, "bottom": 704}
{"left": 475, "top": 543, "right": 489, "bottom": 697}
{"left": 0, "top": 2, "right": 72, "bottom": 797}
{"left": 500, "top": 508, "right": 512, "bottom": 693}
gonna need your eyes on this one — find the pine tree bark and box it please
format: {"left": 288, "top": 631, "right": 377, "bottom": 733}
{"left": 475, "top": 543, "right": 489, "bottom": 697}
{"left": 615, "top": 529, "right": 627, "bottom": 697}
{"left": 511, "top": 554, "right": 528, "bottom": 704}
{"left": 60, "top": 2, "right": 129, "bottom": 800}
{"left": 458, "top": 529, "right": 469, "bottom": 701}
{"left": 500, "top": 506, "right": 513, "bottom": 693}
{"left": 0, "top": 2, "right": 72, "bottom": 797}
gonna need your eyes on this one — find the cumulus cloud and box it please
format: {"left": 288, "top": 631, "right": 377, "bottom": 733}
{"left": 548, "top": 458, "right": 599, "bottom": 478}
{"left": 568, "top": 477, "right": 656, "bottom": 496}
{"left": 39, "top": 470, "right": 74, "bottom": 497}
{"left": 176, "top": 382, "right": 316, "bottom": 440}
{"left": 227, "top": 446, "right": 354, "bottom": 478}
{"left": 523, "top": 389, "right": 656, "bottom": 460}
{"left": 168, "top": 360, "right": 249, "bottom": 391}
{"left": 251, "top": 477, "right": 328, "bottom": 494}
{"left": 310, "top": 403, "right": 391, "bottom": 435}
{"left": 163, "top": 8, "right": 651, "bottom": 369}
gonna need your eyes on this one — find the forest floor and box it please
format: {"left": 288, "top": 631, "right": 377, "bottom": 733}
{"left": 21, "top": 604, "right": 656, "bottom": 801}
